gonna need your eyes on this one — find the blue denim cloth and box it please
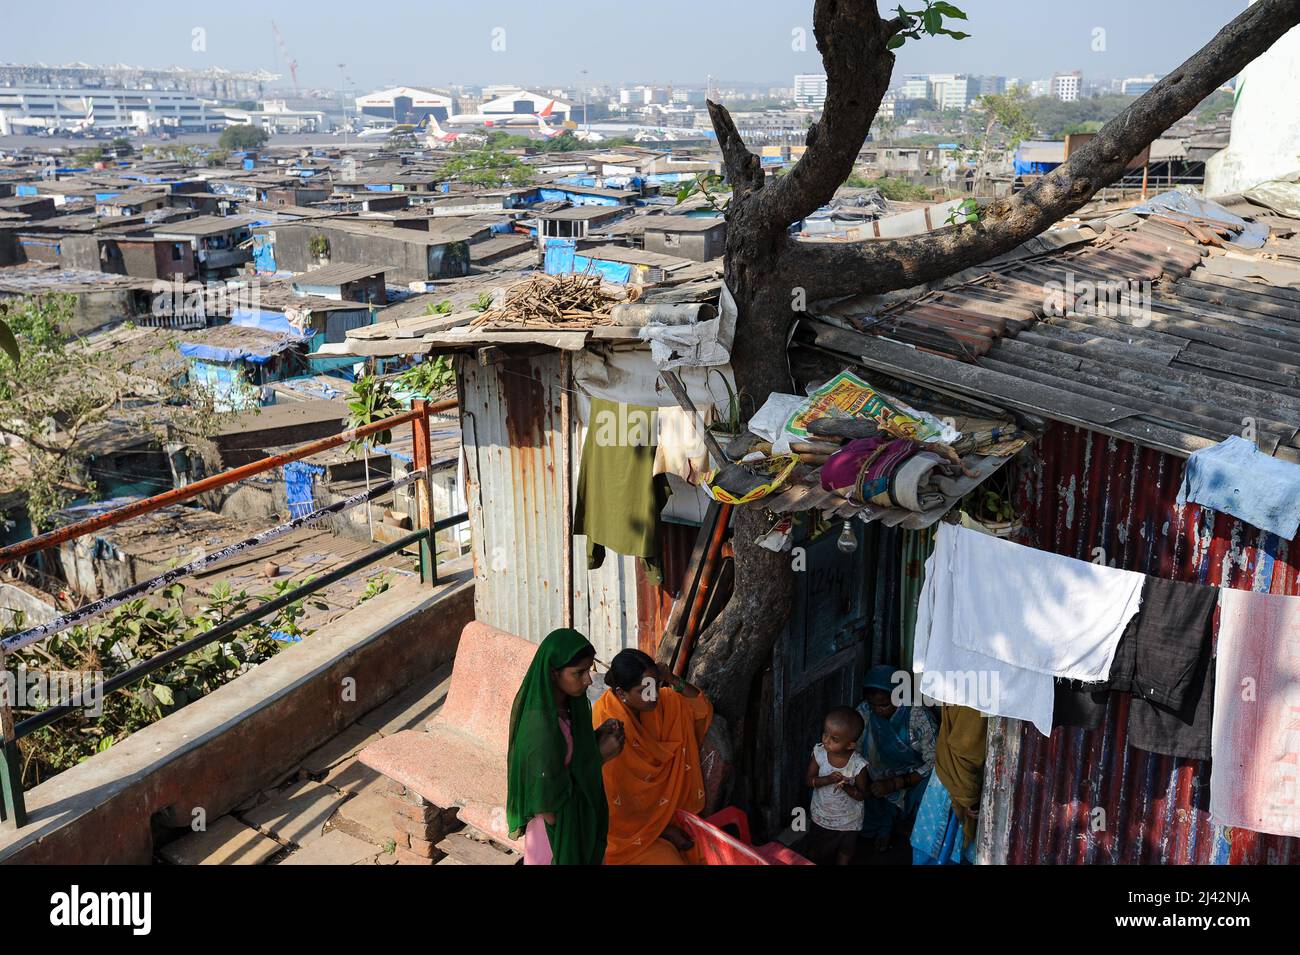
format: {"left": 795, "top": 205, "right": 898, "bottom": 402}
{"left": 1176, "top": 436, "right": 1300, "bottom": 541}
{"left": 910, "top": 774, "right": 974, "bottom": 865}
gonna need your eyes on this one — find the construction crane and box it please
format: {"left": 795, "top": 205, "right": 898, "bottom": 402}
{"left": 271, "top": 21, "right": 299, "bottom": 94}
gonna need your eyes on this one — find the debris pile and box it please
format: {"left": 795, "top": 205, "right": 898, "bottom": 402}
{"left": 471, "top": 273, "right": 643, "bottom": 328}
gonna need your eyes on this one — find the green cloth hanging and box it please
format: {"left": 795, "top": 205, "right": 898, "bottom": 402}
{"left": 574, "top": 397, "right": 669, "bottom": 584}
{"left": 506, "top": 628, "right": 608, "bottom": 865}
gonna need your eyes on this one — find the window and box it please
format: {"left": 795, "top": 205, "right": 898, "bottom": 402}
{"left": 171, "top": 243, "right": 184, "bottom": 261}
{"left": 662, "top": 232, "right": 681, "bottom": 248}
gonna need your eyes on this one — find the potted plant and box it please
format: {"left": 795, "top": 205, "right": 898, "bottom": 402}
{"left": 308, "top": 233, "right": 330, "bottom": 266}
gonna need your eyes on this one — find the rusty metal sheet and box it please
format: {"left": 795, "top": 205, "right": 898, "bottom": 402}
{"left": 982, "top": 423, "right": 1300, "bottom": 865}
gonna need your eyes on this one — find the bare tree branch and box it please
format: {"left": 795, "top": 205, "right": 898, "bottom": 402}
{"left": 756, "top": 0, "right": 898, "bottom": 230}
{"left": 706, "top": 99, "right": 765, "bottom": 199}
{"left": 781, "top": 0, "right": 1300, "bottom": 301}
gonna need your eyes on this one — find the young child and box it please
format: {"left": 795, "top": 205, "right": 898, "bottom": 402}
{"left": 805, "top": 705, "right": 868, "bottom": 865}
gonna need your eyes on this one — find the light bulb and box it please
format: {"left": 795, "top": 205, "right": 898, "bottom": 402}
{"left": 836, "top": 518, "right": 857, "bottom": 554}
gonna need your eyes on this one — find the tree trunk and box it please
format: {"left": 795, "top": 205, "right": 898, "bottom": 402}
{"left": 686, "top": 0, "right": 1300, "bottom": 753}
{"left": 686, "top": 267, "right": 796, "bottom": 725}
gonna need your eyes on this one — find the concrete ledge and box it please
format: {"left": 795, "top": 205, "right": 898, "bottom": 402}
{"left": 0, "top": 570, "right": 474, "bottom": 865}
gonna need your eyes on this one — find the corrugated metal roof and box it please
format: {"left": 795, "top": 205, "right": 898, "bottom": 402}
{"left": 813, "top": 197, "right": 1300, "bottom": 464}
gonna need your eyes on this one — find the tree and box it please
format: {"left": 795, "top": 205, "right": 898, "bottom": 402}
{"left": 438, "top": 144, "right": 534, "bottom": 188}
{"left": 0, "top": 295, "right": 225, "bottom": 530}
{"left": 964, "top": 88, "right": 1037, "bottom": 178}
{"left": 218, "top": 124, "right": 270, "bottom": 151}
{"left": 683, "top": 0, "right": 1300, "bottom": 731}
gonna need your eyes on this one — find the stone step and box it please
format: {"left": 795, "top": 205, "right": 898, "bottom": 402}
{"left": 329, "top": 789, "right": 392, "bottom": 846}
{"left": 240, "top": 779, "right": 348, "bottom": 848}
{"left": 158, "top": 815, "right": 282, "bottom": 865}
{"left": 322, "top": 756, "right": 388, "bottom": 798}
{"left": 282, "top": 829, "right": 382, "bottom": 866}
{"left": 436, "top": 830, "right": 521, "bottom": 866}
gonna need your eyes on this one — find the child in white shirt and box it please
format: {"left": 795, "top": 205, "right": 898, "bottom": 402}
{"left": 805, "top": 706, "right": 868, "bottom": 865}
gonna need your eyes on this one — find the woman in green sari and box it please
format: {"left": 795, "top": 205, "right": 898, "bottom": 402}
{"left": 507, "top": 628, "right": 625, "bottom": 865}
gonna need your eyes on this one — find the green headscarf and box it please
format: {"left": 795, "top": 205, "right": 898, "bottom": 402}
{"left": 506, "top": 628, "right": 608, "bottom": 865}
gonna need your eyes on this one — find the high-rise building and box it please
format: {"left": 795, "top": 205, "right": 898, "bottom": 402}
{"left": 899, "top": 74, "right": 932, "bottom": 101}
{"left": 1121, "top": 74, "right": 1161, "bottom": 96}
{"left": 1051, "top": 71, "right": 1082, "bottom": 102}
{"left": 793, "top": 74, "right": 828, "bottom": 108}
{"left": 930, "top": 74, "right": 973, "bottom": 111}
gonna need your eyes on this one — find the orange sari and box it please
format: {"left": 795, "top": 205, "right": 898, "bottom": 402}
{"left": 591, "top": 686, "right": 713, "bottom": 865}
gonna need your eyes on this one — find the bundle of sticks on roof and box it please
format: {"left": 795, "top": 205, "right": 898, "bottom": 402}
{"left": 471, "top": 272, "right": 642, "bottom": 328}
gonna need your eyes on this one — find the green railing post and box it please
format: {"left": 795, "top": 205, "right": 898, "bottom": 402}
{"left": 0, "top": 655, "right": 26, "bottom": 828}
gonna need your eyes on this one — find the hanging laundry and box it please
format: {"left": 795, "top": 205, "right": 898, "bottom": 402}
{"left": 913, "top": 523, "right": 1056, "bottom": 736}
{"left": 653, "top": 404, "right": 715, "bottom": 485}
{"left": 1210, "top": 588, "right": 1300, "bottom": 838}
{"left": 1110, "top": 576, "right": 1218, "bottom": 760}
{"left": 1176, "top": 435, "right": 1300, "bottom": 540}
{"left": 574, "top": 397, "right": 670, "bottom": 584}
{"left": 946, "top": 524, "right": 1144, "bottom": 683}
{"left": 1052, "top": 680, "right": 1110, "bottom": 730}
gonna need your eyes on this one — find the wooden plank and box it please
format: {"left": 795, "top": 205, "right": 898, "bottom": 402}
{"left": 654, "top": 500, "right": 721, "bottom": 668}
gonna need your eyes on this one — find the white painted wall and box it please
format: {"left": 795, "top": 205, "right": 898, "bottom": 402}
{"left": 1204, "top": 4, "right": 1300, "bottom": 195}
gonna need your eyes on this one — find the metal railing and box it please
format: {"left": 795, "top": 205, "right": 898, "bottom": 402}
{"left": 0, "top": 398, "right": 466, "bottom": 829}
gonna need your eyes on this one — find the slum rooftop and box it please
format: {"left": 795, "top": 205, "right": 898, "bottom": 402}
{"left": 805, "top": 187, "right": 1300, "bottom": 463}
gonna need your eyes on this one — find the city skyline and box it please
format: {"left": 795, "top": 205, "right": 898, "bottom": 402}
{"left": 0, "top": 0, "right": 1253, "bottom": 92}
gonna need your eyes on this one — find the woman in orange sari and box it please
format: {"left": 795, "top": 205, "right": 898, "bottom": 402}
{"left": 592, "top": 649, "right": 713, "bottom": 865}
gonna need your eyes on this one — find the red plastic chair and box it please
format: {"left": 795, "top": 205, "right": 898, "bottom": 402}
{"left": 675, "top": 808, "right": 815, "bottom": 865}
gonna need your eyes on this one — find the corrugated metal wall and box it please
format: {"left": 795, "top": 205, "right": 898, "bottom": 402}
{"left": 460, "top": 353, "right": 569, "bottom": 642}
{"left": 983, "top": 423, "right": 1300, "bottom": 864}
{"left": 458, "top": 353, "right": 682, "bottom": 664}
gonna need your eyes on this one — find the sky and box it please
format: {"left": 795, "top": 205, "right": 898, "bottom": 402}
{"left": 0, "top": 0, "right": 1254, "bottom": 92}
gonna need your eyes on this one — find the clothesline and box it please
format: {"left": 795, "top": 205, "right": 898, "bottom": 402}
{"left": 913, "top": 520, "right": 1300, "bottom": 840}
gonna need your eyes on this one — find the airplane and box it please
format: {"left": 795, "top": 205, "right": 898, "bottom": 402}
{"left": 0, "top": 98, "right": 100, "bottom": 137}
{"left": 535, "top": 109, "right": 607, "bottom": 143}
{"left": 353, "top": 122, "right": 402, "bottom": 140}
{"left": 421, "top": 115, "right": 484, "bottom": 148}
{"left": 535, "top": 111, "right": 562, "bottom": 140}
{"left": 444, "top": 99, "right": 565, "bottom": 130}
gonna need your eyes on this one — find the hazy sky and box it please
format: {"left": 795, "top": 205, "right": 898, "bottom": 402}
{"left": 0, "top": 0, "right": 1253, "bottom": 91}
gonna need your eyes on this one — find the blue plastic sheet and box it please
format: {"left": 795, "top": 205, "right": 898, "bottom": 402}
{"left": 283, "top": 461, "right": 326, "bottom": 520}
{"left": 1129, "top": 190, "right": 1269, "bottom": 249}
{"left": 572, "top": 255, "right": 633, "bottom": 284}
{"left": 231, "top": 309, "right": 298, "bottom": 337}
{"left": 543, "top": 237, "right": 576, "bottom": 275}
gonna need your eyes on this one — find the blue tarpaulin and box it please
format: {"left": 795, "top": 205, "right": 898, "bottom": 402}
{"left": 543, "top": 237, "right": 576, "bottom": 275}
{"left": 1013, "top": 156, "right": 1058, "bottom": 176}
{"left": 537, "top": 187, "right": 620, "bottom": 207}
{"left": 231, "top": 309, "right": 298, "bottom": 337}
{"left": 283, "top": 461, "right": 325, "bottom": 519}
{"left": 572, "top": 255, "right": 633, "bottom": 283}
{"left": 252, "top": 234, "right": 277, "bottom": 273}
{"left": 179, "top": 336, "right": 301, "bottom": 365}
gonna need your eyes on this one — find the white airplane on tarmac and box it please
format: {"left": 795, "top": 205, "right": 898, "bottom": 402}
{"left": 422, "top": 115, "right": 485, "bottom": 148}
{"left": 445, "top": 99, "right": 565, "bottom": 130}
